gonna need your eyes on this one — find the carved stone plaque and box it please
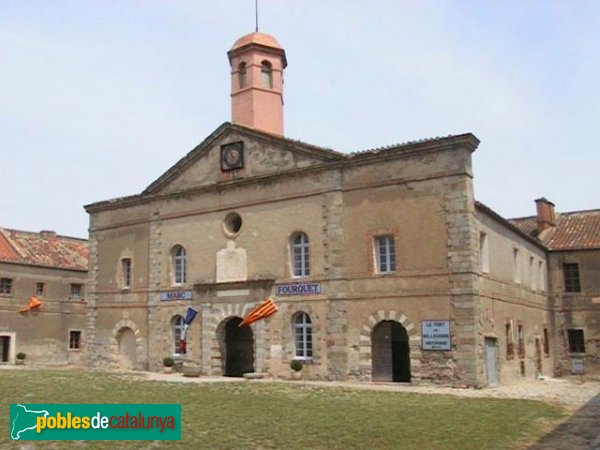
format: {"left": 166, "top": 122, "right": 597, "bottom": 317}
{"left": 216, "top": 240, "right": 247, "bottom": 283}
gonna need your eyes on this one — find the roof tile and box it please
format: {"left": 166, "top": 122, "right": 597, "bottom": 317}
{"left": 510, "top": 209, "right": 600, "bottom": 251}
{"left": 0, "top": 228, "right": 88, "bottom": 271}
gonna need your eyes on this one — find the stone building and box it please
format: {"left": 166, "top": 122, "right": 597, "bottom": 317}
{"left": 0, "top": 228, "right": 88, "bottom": 365}
{"left": 83, "top": 31, "right": 599, "bottom": 386}
{"left": 511, "top": 201, "right": 600, "bottom": 378}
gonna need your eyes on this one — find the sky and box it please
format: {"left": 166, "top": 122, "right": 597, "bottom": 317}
{"left": 1, "top": 1, "right": 599, "bottom": 238}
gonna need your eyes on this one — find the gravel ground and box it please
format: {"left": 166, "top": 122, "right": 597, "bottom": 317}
{"left": 136, "top": 371, "right": 600, "bottom": 409}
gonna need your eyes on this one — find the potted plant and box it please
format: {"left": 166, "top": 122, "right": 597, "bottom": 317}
{"left": 163, "top": 357, "right": 175, "bottom": 373}
{"left": 16, "top": 352, "right": 26, "bottom": 365}
{"left": 290, "top": 359, "right": 303, "bottom": 380}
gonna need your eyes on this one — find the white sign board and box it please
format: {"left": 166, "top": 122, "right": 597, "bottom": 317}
{"left": 276, "top": 283, "right": 322, "bottom": 296}
{"left": 421, "top": 320, "right": 451, "bottom": 351}
{"left": 160, "top": 290, "right": 192, "bottom": 301}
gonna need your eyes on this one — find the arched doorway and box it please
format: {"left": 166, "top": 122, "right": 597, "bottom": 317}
{"left": 223, "top": 317, "right": 254, "bottom": 377}
{"left": 117, "top": 327, "right": 137, "bottom": 370}
{"left": 371, "top": 320, "right": 411, "bottom": 382}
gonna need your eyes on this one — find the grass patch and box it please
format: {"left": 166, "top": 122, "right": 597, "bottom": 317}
{"left": 0, "top": 369, "right": 566, "bottom": 449}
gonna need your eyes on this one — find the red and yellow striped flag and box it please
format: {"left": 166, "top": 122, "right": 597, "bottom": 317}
{"left": 238, "top": 298, "right": 277, "bottom": 327}
{"left": 19, "top": 296, "right": 42, "bottom": 313}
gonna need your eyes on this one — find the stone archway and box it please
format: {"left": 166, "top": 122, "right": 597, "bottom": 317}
{"left": 111, "top": 319, "right": 143, "bottom": 370}
{"left": 117, "top": 327, "right": 137, "bottom": 370}
{"left": 359, "top": 311, "right": 420, "bottom": 382}
{"left": 203, "top": 303, "right": 266, "bottom": 375}
{"left": 218, "top": 316, "right": 255, "bottom": 377}
{"left": 371, "top": 321, "right": 410, "bottom": 382}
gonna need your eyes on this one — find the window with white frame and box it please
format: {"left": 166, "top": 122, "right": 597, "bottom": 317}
{"left": 480, "top": 232, "right": 489, "bottom": 273}
{"left": 529, "top": 257, "right": 536, "bottom": 291}
{"left": 121, "top": 258, "right": 132, "bottom": 288}
{"left": 172, "top": 315, "right": 185, "bottom": 356}
{"left": 35, "top": 282, "right": 45, "bottom": 297}
{"left": 291, "top": 232, "right": 310, "bottom": 277}
{"left": 0, "top": 278, "right": 13, "bottom": 295}
{"left": 293, "top": 312, "right": 313, "bottom": 360}
{"left": 538, "top": 260, "right": 545, "bottom": 291}
{"left": 375, "top": 235, "right": 396, "bottom": 274}
{"left": 172, "top": 246, "right": 187, "bottom": 285}
{"left": 513, "top": 248, "right": 521, "bottom": 284}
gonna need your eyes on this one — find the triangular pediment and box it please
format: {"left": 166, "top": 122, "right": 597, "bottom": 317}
{"left": 143, "top": 123, "right": 345, "bottom": 195}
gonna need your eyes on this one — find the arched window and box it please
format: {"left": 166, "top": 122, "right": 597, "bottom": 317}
{"left": 261, "top": 61, "right": 273, "bottom": 89}
{"left": 172, "top": 315, "right": 185, "bottom": 355}
{"left": 291, "top": 232, "right": 309, "bottom": 277}
{"left": 172, "top": 245, "right": 186, "bottom": 285}
{"left": 293, "top": 312, "right": 312, "bottom": 360}
{"left": 238, "top": 62, "right": 247, "bottom": 89}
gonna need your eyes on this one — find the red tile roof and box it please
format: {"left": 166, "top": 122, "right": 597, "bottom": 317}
{"left": 0, "top": 228, "right": 88, "bottom": 271}
{"left": 510, "top": 209, "right": 600, "bottom": 251}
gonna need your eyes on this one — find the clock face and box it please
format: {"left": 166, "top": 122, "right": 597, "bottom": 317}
{"left": 221, "top": 142, "right": 244, "bottom": 171}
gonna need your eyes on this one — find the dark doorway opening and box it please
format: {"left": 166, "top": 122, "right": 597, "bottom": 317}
{"left": 225, "top": 317, "right": 254, "bottom": 377}
{"left": 0, "top": 336, "right": 10, "bottom": 362}
{"left": 371, "top": 321, "right": 411, "bottom": 382}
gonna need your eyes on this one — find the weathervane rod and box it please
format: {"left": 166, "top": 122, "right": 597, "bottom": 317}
{"left": 255, "top": 0, "right": 259, "bottom": 32}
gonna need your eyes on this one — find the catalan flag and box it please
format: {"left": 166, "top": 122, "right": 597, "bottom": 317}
{"left": 239, "top": 298, "right": 277, "bottom": 327}
{"left": 19, "top": 296, "right": 42, "bottom": 313}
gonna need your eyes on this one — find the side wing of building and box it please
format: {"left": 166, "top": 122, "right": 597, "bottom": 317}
{"left": 0, "top": 229, "right": 88, "bottom": 365}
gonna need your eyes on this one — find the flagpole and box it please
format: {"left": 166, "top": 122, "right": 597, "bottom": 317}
{"left": 255, "top": 0, "right": 259, "bottom": 32}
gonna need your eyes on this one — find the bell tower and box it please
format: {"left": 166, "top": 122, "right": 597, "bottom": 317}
{"left": 227, "top": 32, "right": 287, "bottom": 136}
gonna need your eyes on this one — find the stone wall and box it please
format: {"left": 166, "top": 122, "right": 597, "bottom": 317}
{"left": 0, "top": 262, "right": 87, "bottom": 366}
{"left": 86, "top": 128, "right": 486, "bottom": 385}
{"left": 549, "top": 249, "right": 600, "bottom": 376}
{"left": 476, "top": 208, "right": 553, "bottom": 384}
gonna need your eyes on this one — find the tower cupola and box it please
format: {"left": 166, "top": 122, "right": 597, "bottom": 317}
{"left": 227, "top": 32, "right": 287, "bottom": 136}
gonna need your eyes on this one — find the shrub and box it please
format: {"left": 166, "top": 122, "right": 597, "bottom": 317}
{"left": 290, "top": 359, "right": 303, "bottom": 372}
{"left": 163, "top": 357, "right": 175, "bottom": 367}
{"left": 16, "top": 352, "right": 26, "bottom": 360}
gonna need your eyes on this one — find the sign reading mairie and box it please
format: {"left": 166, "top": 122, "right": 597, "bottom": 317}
{"left": 160, "top": 291, "right": 192, "bottom": 301}
{"left": 276, "top": 282, "right": 322, "bottom": 296}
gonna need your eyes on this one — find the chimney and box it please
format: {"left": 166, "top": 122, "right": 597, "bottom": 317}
{"left": 40, "top": 230, "right": 57, "bottom": 239}
{"left": 535, "top": 198, "right": 556, "bottom": 234}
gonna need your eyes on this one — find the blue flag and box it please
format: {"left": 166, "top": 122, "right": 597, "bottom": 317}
{"left": 184, "top": 307, "right": 198, "bottom": 325}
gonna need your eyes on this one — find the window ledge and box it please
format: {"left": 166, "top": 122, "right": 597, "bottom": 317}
{"left": 375, "top": 271, "right": 396, "bottom": 276}
{"left": 568, "top": 352, "right": 586, "bottom": 357}
{"left": 293, "top": 357, "right": 314, "bottom": 363}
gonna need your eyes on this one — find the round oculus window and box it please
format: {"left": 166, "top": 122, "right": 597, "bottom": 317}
{"left": 223, "top": 212, "right": 242, "bottom": 236}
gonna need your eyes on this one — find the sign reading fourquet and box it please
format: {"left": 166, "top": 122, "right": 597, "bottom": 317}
{"left": 421, "top": 320, "right": 451, "bottom": 351}
{"left": 276, "top": 282, "right": 322, "bottom": 296}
